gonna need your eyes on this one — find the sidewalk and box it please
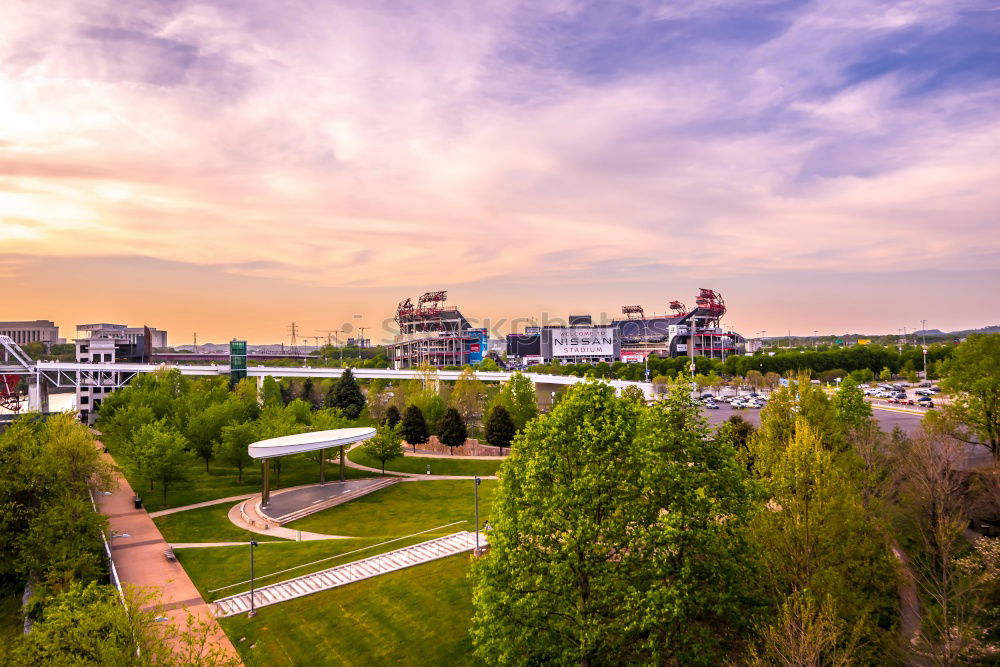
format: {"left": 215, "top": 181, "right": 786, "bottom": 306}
{"left": 94, "top": 442, "right": 242, "bottom": 664}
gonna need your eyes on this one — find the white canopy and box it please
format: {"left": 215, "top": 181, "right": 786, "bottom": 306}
{"left": 248, "top": 427, "right": 376, "bottom": 460}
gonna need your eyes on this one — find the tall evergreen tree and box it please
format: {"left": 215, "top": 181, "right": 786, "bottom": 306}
{"left": 401, "top": 404, "right": 429, "bottom": 452}
{"left": 438, "top": 407, "right": 468, "bottom": 455}
{"left": 327, "top": 367, "right": 366, "bottom": 419}
{"left": 385, "top": 404, "right": 401, "bottom": 428}
{"left": 484, "top": 405, "right": 515, "bottom": 455}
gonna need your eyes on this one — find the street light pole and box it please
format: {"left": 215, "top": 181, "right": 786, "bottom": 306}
{"left": 474, "top": 476, "right": 481, "bottom": 550}
{"left": 249, "top": 539, "right": 258, "bottom": 617}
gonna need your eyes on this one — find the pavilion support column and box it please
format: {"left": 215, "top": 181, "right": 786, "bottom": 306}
{"left": 340, "top": 446, "right": 345, "bottom": 483}
{"left": 320, "top": 448, "right": 326, "bottom": 485}
{"left": 261, "top": 459, "right": 270, "bottom": 507}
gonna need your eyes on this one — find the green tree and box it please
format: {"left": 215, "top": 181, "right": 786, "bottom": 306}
{"left": 327, "top": 368, "right": 366, "bottom": 419}
{"left": 408, "top": 391, "right": 445, "bottom": 434}
{"left": 401, "top": 405, "right": 429, "bottom": 452}
{"left": 261, "top": 375, "right": 283, "bottom": 408}
{"left": 937, "top": 333, "right": 1000, "bottom": 459}
{"left": 631, "top": 384, "right": 760, "bottom": 663}
{"left": 471, "top": 381, "right": 644, "bottom": 665}
{"left": 484, "top": 405, "right": 516, "bottom": 455}
{"left": 361, "top": 424, "right": 405, "bottom": 474}
{"left": 19, "top": 494, "right": 107, "bottom": 589}
{"left": 449, "top": 367, "right": 485, "bottom": 431}
{"left": 831, "top": 375, "right": 872, "bottom": 434}
{"left": 879, "top": 366, "right": 892, "bottom": 382}
{"left": 490, "top": 371, "right": 537, "bottom": 431}
{"left": 385, "top": 404, "right": 401, "bottom": 428}
{"left": 438, "top": 407, "right": 468, "bottom": 455}
{"left": 745, "top": 369, "right": 764, "bottom": 393}
{"left": 620, "top": 384, "right": 646, "bottom": 405}
{"left": 215, "top": 422, "right": 257, "bottom": 481}
{"left": 135, "top": 422, "right": 191, "bottom": 505}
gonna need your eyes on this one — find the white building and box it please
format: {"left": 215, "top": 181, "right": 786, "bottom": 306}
{"left": 0, "top": 320, "right": 64, "bottom": 346}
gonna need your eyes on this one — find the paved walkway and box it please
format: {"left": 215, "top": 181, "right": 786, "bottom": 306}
{"left": 94, "top": 442, "right": 242, "bottom": 664}
{"left": 344, "top": 443, "right": 498, "bottom": 480}
{"left": 170, "top": 541, "right": 282, "bottom": 549}
{"left": 226, "top": 498, "right": 346, "bottom": 540}
{"left": 149, "top": 493, "right": 257, "bottom": 518}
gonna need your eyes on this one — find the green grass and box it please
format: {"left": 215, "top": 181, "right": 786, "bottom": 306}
{"left": 177, "top": 535, "right": 454, "bottom": 601}
{"left": 109, "top": 449, "right": 378, "bottom": 512}
{"left": 153, "top": 504, "right": 279, "bottom": 544}
{"left": 286, "top": 480, "right": 496, "bottom": 539}
{"left": 348, "top": 447, "right": 503, "bottom": 477}
{"left": 220, "top": 554, "right": 480, "bottom": 667}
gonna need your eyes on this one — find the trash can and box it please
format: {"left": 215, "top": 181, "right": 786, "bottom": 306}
{"left": 133, "top": 496, "right": 142, "bottom": 510}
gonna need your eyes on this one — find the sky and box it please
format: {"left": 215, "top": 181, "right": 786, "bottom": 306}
{"left": 2, "top": 0, "right": 999, "bottom": 345}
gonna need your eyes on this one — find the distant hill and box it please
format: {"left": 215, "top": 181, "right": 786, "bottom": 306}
{"left": 914, "top": 325, "right": 1000, "bottom": 336}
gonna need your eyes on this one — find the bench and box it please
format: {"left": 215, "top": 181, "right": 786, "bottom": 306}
{"left": 164, "top": 547, "right": 176, "bottom": 561}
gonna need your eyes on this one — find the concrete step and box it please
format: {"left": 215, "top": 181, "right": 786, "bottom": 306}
{"left": 270, "top": 479, "right": 400, "bottom": 525}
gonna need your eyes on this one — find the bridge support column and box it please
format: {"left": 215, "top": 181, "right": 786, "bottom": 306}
{"left": 27, "top": 375, "right": 49, "bottom": 413}
{"left": 320, "top": 448, "right": 326, "bottom": 485}
{"left": 340, "top": 446, "right": 345, "bottom": 483}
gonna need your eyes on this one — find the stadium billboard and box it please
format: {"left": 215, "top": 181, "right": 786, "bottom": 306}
{"left": 551, "top": 327, "right": 615, "bottom": 357}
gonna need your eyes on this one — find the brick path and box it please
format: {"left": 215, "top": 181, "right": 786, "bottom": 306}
{"left": 95, "top": 443, "right": 242, "bottom": 664}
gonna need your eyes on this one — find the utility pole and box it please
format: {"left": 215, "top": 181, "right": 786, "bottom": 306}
{"left": 921, "top": 319, "right": 927, "bottom": 347}
{"left": 193, "top": 332, "right": 198, "bottom": 352}
{"left": 288, "top": 322, "right": 299, "bottom": 351}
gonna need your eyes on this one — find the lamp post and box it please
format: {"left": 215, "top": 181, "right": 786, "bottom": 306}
{"left": 248, "top": 539, "right": 259, "bottom": 618}
{"left": 474, "top": 476, "right": 481, "bottom": 550}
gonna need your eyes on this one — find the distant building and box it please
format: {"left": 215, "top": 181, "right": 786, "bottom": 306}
{"left": 76, "top": 323, "right": 168, "bottom": 348}
{"left": 0, "top": 320, "right": 64, "bottom": 346}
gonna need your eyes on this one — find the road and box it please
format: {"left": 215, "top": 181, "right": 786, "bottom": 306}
{"left": 701, "top": 402, "right": 924, "bottom": 435}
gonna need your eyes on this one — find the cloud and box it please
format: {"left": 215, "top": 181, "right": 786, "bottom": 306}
{"left": 0, "top": 0, "right": 998, "bottom": 334}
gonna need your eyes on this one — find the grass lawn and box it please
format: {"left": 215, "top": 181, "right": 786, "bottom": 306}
{"left": 109, "top": 448, "right": 378, "bottom": 513}
{"left": 220, "top": 554, "right": 480, "bottom": 667}
{"left": 286, "top": 480, "right": 496, "bottom": 539}
{"left": 153, "top": 504, "right": 279, "bottom": 544}
{"left": 348, "top": 447, "right": 503, "bottom": 477}
{"left": 177, "top": 535, "right": 451, "bottom": 601}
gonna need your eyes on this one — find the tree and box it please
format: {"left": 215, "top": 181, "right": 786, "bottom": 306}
{"left": 630, "top": 384, "right": 760, "bottom": 663}
{"left": 472, "top": 381, "right": 760, "bottom": 665}
{"left": 620, "top": 384, "right": 646, "bottom": 405}
{"left": 135, "top": 422, "right": 191, "bottom": 505}
{"left": 764, "top": 371, "right": 781, "bottom": 393}
{"left": 19, "top": 494, "right": 107, "bottom": 588}
{"left": 450, "top": 367, "right": 485, "bottom": 432}
{"left": 385, "top": 404, "right": 401, "bottom": 428}
{"left": 746, "top": 369, "right": 764, "bottom": 393}
{"left": 938, "top": 333, "right": 1000, "bottom": 459}
{"left": 720, "top": 414, "right": 755, "bottom": 452}
{"left": 831, "top": 375, "right": 872, "bottom": 434}
{"left": 438, "top": 407, "right": 468, "bottom": 455}
{"left": 215, "top": 422, "right": 257, "bottom": 481}
{"left": 362, "top": 425, "right": 405, "bottom": 474}
{"left": 327, "top": 368, "right": 365, "bottom": 419}
{"left": 261, "top": 375, "right": 285, "bottom": 408}
{"left": 651, "top": 374, "right": 671, "bottom": 397}
{"left": 491, "top": 371, "right": 537, "bottom": 431}
{"left": 484, "top": 405, "right": 516, "bottom": 455}
{"left": 366, "top": 379, "right": 391, "bottom": 424}
{"left": 471, "top": 381, "right": 644, "bottom": 665}
{"left": 401, "top": 405, "right": 429, "bottom": 452}
{"left": 879, "top": 366, "right": 892, "bottom": 382}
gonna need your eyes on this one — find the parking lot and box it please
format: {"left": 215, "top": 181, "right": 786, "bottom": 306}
{"left": 700, "top": 400, "right": 925, "bottom": 435}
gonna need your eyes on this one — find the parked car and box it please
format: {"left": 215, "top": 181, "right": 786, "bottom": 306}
{"left": 931, "top": 386, "right": 941, "bottom": 393}
{"left": 701, "top": 393, "right": 715, "bottom": 399}
{"left": 916, "top": 389, "right": 933, "bottom": 395}
{"left": 894, "top": 392, "right": 907, "bottom": 399}
{"left": 704, "top": 402, "right": 719, "bottom": 410}
{"left": 916, "top": 396, "right": 934, "bottom": 407}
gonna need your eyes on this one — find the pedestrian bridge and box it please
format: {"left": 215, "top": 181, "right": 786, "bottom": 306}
{"left": 1, "top": 335, "right": 654, "bottom": 412}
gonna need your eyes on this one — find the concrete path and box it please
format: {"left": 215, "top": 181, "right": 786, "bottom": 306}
{"left": 403, "top": 449, "right": 508, "bottom": 461}
{"left": 226, "top": 498, "right": 347, "bottom": 540}
{"left": 344, "top": 443, "right": 498, "bottom": 480}
{"left": 170, "top": 542, "right": 282, "bottom": 549}
{"left": 93, "top": 441, "right": 242, "bottom": 664}
{"left": 149, "top": 493, "right": 257, "bottom": 518}
{"left": 210, "top": 531, "right": 482, "bottom": 618}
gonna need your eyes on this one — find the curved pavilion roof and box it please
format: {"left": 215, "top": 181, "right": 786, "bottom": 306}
{"left": 248, "top": 427, "right": 376, "bottom": 460}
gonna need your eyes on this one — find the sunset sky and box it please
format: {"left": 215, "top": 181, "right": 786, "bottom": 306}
{"left": 2, "top": 1, "right": 999, "bottom": 345}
